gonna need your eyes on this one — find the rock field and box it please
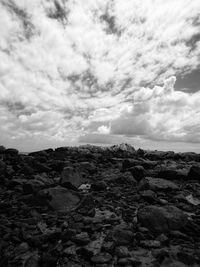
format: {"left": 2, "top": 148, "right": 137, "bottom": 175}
{"left": 0, "top": 143, "right": 200, "bottom": 266}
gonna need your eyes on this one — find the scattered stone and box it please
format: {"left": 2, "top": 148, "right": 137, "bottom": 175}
{"left": 0, "top": 144, "right": 199, "bottom": 267}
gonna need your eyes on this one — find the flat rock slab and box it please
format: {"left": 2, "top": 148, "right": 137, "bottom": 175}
{"left": 137, "top": 205, "right": 188, "bottom": 233}
{"left": 139, "top": 177, "right": 179, "bottom": 191}
{"left": 38, "top": 186, "right": 81, "bottom": 212}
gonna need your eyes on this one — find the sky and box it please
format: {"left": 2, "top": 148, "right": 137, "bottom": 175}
{"left": 0, "top": 0, "right": 200, "bottom": 152}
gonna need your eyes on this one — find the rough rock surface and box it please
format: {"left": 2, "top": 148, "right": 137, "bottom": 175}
{"left": 139, "top": 177, "right": 179, "bottom": 191}
{"left": 137, "top": 205, "right": 188, "bottom": 233}
{"left": 0, "top": 144, "right": 200, "bottom": 267}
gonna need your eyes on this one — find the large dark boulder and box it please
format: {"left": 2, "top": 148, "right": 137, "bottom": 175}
{"left": 37, "top": 186, "right": 81, "bottom": 212}
{"left": 5, "top": 148, "right": 19, "bottom": 156}
{"left": 187, "top": 165, "right": 200, "bottom": 181}
{"left": 108, "top": 224, "right": 134, "bottom": 245}
{"left": 0, "top": 160, "right": 6, "bottom": 175}
{"left": 76, "top": 161, "right": 97, "bottom": 174}
{"left": 139, "top": 177, "right": 179, "bottom": 192}
{"left": 32, "top": 162, "right": 51, "bottom": 173}
{"left": 157, "top": 168, "right": 188, "bottom": 180}
{"left": 60, "top": 166, "right": 89, "bottom": 189}
{"left": 122, "top": 159, "right": 142, "bottom": 171}
{"left": 137, "top": 205, "right": 188, "bottom": 233}
{"left": 111, "top": 172, "right": 137, "bottom": 186}
{"left": 129, "top": 165, "right": 146, "bottom": 182}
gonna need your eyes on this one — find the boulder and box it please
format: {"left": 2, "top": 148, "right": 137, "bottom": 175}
{"left": 77, "top": 161, "right": 96, "bottom": 174}
{"left": 122, "top": 159, "right": 142, "bottom": 171}
{"left": 33, "top": 161, "right": 51, "bottom": 173}
{"left": 137, "top": 205, "right": 188, "bottom": 233}
{"left": 0, "top": 160, "right": 6, "bottom": 175}
{"left": 5, "top": 148, "right": 19, "bottom": 156}
{"left": 187, "top": 165, "right": 200, "bottom": 181}
{"left": 157, "top": 168, "right": 188, "bottom": 180}
{"left": 139, "top": 177, "right": 179, "bottom": 192}
{"left": 60, "top": 166, "right": 88, "bottom": 189}
{"left": 49, "top": 160, "right": 65, "bottom": 172}
{"left": 140, "top": 190, "right": 157, "bottom": 203}
{"left": 38, "top": 186, "right": 81, "bottom": 212}
{"left": 129, "top": 165, "right": 146, "bottom": 182}
{"left": 112, "top": 172, "right": 137, "bottom": 185}
{"left": 23, "top": 179, "right": 46, "bottom": 194}
{"left": 91, "top": 181, "right": 107, "bottom": 191}
{"left": 0, "top": 145, "right": 6, "bottom": 153}
{"left": 108, "top": 223, "right": 134, "bottom": 245}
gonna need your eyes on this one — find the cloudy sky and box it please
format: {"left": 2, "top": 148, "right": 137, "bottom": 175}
{"left": 0, "top": 0, "right": 200, "bottom": 152}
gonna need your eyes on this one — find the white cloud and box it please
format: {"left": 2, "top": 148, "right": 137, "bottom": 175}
{"left": 0, "top": 0, "right": 200, "bottom": 151}
{"left": 110, "top": 76, "right": 200, "bottom": 143}
{"left": 97, "top": 125, "right": 110, "bottom": 134}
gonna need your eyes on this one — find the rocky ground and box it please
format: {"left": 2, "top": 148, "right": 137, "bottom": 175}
{"left": 0, "top": 143, "right": 200, "bottom": 267}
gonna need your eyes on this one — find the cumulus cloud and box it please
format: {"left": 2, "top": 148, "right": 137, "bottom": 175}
{"left": 0, "top": 0, "right": 200, "bottom": 151}
{"left": 110, "top": 76, "right": 200, "bottom": 143}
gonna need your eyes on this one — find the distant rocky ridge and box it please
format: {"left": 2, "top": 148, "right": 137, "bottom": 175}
{"left": 21, "top": 142, "right": 200, "bottom": 161}
{"left": 0, "top": 143, "right": 200, "bottom": 266}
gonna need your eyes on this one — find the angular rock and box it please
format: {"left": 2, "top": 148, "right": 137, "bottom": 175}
{"left": 77, "top": 161, "right": 96, "bottom": 174}
{"left": 23, "top": 179, "right": 45, "bottom": 194}
{"left": 140, "top": 190, "right": 156, "bottom": 203}
{"left": 33, "top": 162, "right": 51, "bottom": 173}
{"left": 188, "top": 165, "right": 200, "bottom": 181}
{"left": 0, "top": 160, "right": 6, "bottom": 175}
{"left": 137, "top": 205, "right": 188, "bottom": 233}
{"left": 80, "top": 236, "right": 105, "bottom": 257}
{"left": 91, "top": 252, "right": 112, "bottom": 264}
{"left": 140, "top": 240, "right": 161, "bottom": 248}
{"left": 91, "top": 180, "right": 107, "bottom": 191}
{"left": 139, "top": 177, "right": 179, "bottom": 192}
{"left": 114, "top": 171, "right": 137, "bottom": 185}
{"left": 71, "top": 232, "right": 90, "bottom": 245}
{"left": 5, "top": 148, "right": 19, "bottom": 156}
{"left": 157, "top": 167, "right": 188, "bottom": 180}
{"left": 38, "top": 186, "right": 80, "bottom": 212}
{"left": 108, "top": 224, "right": 134, "bottom": 245}
{"left": 60, "top": 166, "right": 87, "bottom": 189}
{"left": 129, "top": 165, "right": 146, "bottom": 182}
{"left": 115, "top": 246, "right": 130, "bottom": 258}
{"left": 122, "top": 159, "right": 142, "bottom": 171}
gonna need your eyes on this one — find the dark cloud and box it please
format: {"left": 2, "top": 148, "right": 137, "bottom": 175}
{"left": 2, "top": 0, "right": 35, "bottom": 40}
{"left": 100, "top": 12, "right": 121, "bottom": 36}
{"left": 46, "top": 0, "right": 69, "bottom": 25}
{"left": 175, "top": 68, "right": 200, "bottom": 93}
